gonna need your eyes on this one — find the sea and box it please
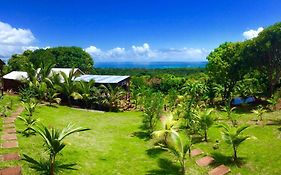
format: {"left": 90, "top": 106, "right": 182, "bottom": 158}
{"left": 95, "top": 61, "right": 207, "bottom": 69}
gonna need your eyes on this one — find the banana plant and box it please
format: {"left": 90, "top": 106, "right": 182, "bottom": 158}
{"left": 23, "top": 124, "right": 90, "bottom": 175}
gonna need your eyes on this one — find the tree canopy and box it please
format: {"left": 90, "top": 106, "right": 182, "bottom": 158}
{"left": 8, "top": 47, "right": 94, "bottom": 73}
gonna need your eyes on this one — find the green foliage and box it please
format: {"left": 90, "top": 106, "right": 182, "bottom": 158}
{"left": 158, "top": 131, "right": 192, "bottom": 175}
{"left": 143, "top": 91, "right": 164, "bottom": 134}
{"left": 18, "top": 115, "right": 39, "bottom": 137}
{"left": 252, "top": 106, "right": 267, "bottom": 123}
{"left": 23, "top": 123, "right": 90, "bottom": 175}
{"left": 0, "top": 105, "right": 9, "bottom": 117}
{"left": 198, "top": 109, "right": 215, "bottom": 142}
{"left": 222, "top": 104, "right": 237, "bottom": 127}
{"left": 22, "top": 99, "right": 38, "bottom": 117}
{"left": 207, "top": 42, "right": 246, "bottom": 101}
{"left": 218, "top": 123, "right": 251, "bottom": 161}
{"left": 7, "top": 47, "right": 94, "bottom": 73}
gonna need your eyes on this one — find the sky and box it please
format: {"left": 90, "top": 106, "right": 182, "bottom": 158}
{"left": 0, "top": 0, "right": 281, "bottom": 62}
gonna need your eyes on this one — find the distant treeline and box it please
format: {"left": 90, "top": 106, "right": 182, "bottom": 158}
{"left": 94, "top": 67, "right": 205, "bottom": 77}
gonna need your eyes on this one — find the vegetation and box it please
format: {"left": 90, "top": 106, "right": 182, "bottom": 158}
{"left": 23, "top": 124, "right": 89, "bottom": 175}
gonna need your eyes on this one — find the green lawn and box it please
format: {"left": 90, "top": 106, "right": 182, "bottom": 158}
{"left": 0, "top": 96, "right": 281, "bottom": 174}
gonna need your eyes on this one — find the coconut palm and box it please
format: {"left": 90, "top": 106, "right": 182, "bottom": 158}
{"left": 23, "top": 124, "right": 90, "bottom": 175}
{"left": 222, "top": 104, "right": 237, "bottom": 127}
{"left": 22, "top": 99, "right": 38, "bottom": 117}
{"left": 73, "top": 80, "right": 96, "bottom": 108}
{"left": 252, "top": 106, "right": 267, "bottom": 123}
{"left": 218, "top": 123, "right": 251, "bottom": 161}
{"left": 152, "top": 114, "right": 178, "bottom": 145}
{"left": 160, "top": 131, "right": 192, "bottom": 175}
{"left": 18, "top": 115, "right": 39, "bottom": 136}
{"left": 198, "top": 108, "right": 215, "bottom": 142}
{"left": 55, "top": 68, "right": 78, "bottom": 105}
{"left": 102, "top": 85, "right": 126, "bottom": 111}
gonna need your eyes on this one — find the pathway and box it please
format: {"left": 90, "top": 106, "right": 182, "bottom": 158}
{"left": 0, "top": 106, "right": 24, "bottom": 175}
{"left": 191, "top": 148, "right": 231, "bottom": 175}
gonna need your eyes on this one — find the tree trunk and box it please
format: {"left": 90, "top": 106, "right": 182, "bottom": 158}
{"left": 204, "top": 129, "right": 208, "bottom": 142}
{"left": 233, "top": 145, "right": 237, "bottom": 162}
{"left": 181, "top": 159, "right": 186, "bottom": 175}
{"left": 50, "top": 155, "right": 55, "bottom": 175}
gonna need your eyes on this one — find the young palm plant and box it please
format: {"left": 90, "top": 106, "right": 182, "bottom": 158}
{"left": 152, "top": 114, "right": 178, "bottom": 146}
{"left": 22, "top": 99, "right": 38, "bottom": 117}
{"left": 18, "top": 115, "right": 39, "bottom": 136}
{"left": 252, "top": 106, "right": 267, "bottom": 124}
{"left": 222, "top": 105, "right": 237, "bottom": 127}
{"left": 198, "top": 108, "right": 215, "bottom": 142}
{"left": 159, "top": 131, "right": 192, "bottom": 175}
{"left": 23, "top": 123, "right": 90, "bottom": 175}
{"left": 218, "top": 123, "right": 251, "bottom": 162}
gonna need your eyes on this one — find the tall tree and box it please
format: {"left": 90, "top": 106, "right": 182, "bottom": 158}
{"left": 207, "top": 42, "right": 246, "bottom": 101}
{"left": 246, "top": 22, "right": 281, "bottom": 96}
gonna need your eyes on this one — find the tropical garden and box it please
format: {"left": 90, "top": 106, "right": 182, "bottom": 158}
{"left": 0, "top": 22, "right": 281, "bottom": 174}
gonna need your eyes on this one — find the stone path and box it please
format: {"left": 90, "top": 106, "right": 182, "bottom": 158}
{"left": 190, "top": 148, "right": 231, "bottom": 175}
{"left": 0, "top": 106, "right": 24, "bottom": 175}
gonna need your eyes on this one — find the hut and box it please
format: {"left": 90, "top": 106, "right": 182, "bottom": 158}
{"left": 3, "top": 71, "right": 28, "bottom": 91}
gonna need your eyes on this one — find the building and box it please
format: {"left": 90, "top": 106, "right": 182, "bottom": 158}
{"left": 3, "top": 71, "right": 28, "bottom": 91}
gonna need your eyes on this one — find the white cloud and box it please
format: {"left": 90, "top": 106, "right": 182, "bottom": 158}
{"left": 243, "top": 27, "right": 264, "bottom": 40}
{"left": 85, "top": 43, "right": 209, "bottom": 62}
{"left": 0, "top": 21, "right": 35, "bottom": 45}
{"left": 0, "top": 21, "right": 37, "bottom": 60}
{"left": 132, "top": 43, "right": 150, "bottom": 55}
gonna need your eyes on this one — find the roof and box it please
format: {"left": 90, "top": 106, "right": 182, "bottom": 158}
{"left": 37, "top": 68, "right": 84, "bottom": 76}
{"left": 3, "top": 71, "right": 28, "bottom": 81}
{"left": 75, "top": 75, "right": 130, "bottom": 84}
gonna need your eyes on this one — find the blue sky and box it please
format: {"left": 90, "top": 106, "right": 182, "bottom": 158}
{"left": 0, "top": 0, "right": 281, "bottom": 62}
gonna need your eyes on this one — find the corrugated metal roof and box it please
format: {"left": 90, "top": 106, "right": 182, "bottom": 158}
{"left": 3, "top": 71, "right": 28, "bottom": 81}
{"left": 36, "top": 68, "right": 84, "bottom": 76}
{"left": 75, "top": 75, "right": 130, "bottom": 84}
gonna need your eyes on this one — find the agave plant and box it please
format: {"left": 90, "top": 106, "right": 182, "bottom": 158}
{"left": 218, "top": 123, "right": 251, "bottom": 161}
{"left": 23, "top": 124, "right": 90, "bottom": 175}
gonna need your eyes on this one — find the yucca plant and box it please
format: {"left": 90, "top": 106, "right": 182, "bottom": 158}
{"left": 218, "top": 123, "right": 251, "bottom": 161}
{"left": 23, "top": 124, "right": 90, "bottom": 175}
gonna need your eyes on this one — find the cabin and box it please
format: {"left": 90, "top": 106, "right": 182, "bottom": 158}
{"left": 0, "top": 59, "right": 5, "bottom": 96}
{"left": 75, "top": 74, "right": 131, "bottom": 98}
{"left": 3, "top": 68, "right": 84, "bottom": 92}
{"left": 3, "top": 71, "right": 28, "bottom": 91}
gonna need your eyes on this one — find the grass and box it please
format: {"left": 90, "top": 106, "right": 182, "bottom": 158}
{"left": 0, "top": 95, "right": 281, "bottom": 174}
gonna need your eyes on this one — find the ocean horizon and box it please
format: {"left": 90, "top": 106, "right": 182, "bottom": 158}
{"left": 95, "top": 61, "right": 207, "bottom": 69}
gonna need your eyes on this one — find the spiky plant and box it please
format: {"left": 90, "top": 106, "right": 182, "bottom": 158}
{"left": 23, "top": 124, "right": 90, "bottom": 175}
{"left": 198, "top": 108, "right": 215, "bottom": 142}
{"left": 18, "top": 115, "right": 39, "bottom": 136}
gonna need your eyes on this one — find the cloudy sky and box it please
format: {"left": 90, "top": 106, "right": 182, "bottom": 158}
{"left": 0, "top": 0, "right": 281, "bottom": 62}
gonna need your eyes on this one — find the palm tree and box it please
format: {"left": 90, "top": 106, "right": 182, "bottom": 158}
{"left": 152, "top": 114, "right": 178, "bottom": 145}
{"left": 18, "top": 115, "right": 39, "bottom": 136}
{"left": 102, "top": 85, "right": 126, "bottom": 111}
{"left": 23, "top": 124, "right": 90, "bottom": 175}
{"left": 218, "top": 123, "right": 251, "bottom": 161}
{"left": 198, "top": 108, "right": 215, "bottom": 142}
{"left": 160, "top": 131, "right": 191, "bottom": 175}
{"left": 222, "top": 105, "right": 237, "bottom": 127}
{"left": 252, "top": 106, "right": 267, "bottom": 123}
{"left": 55, "top": 68, "right": 78, "bottom": 105}
{"left": 74, "top": 80, "right": 96, "bottom": 108}
{"left": 22, "top": 99, "right": 38, "bottom": 117}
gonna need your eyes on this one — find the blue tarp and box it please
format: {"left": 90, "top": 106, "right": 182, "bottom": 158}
{"left": 232, "top": 96, "right": 255, "bottom": 105}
